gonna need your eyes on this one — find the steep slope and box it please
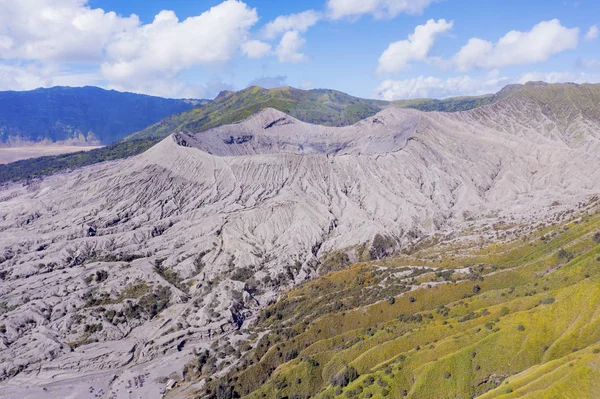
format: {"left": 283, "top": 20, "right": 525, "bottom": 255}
{"left": 0, "top": 86, "right": 202, "bottom": 145}
{"left": 0, "top": 82, "right": 599, "bottom": 398}
{"left": 463, "top": 82, "right": 600, "bottom": 151}
{"left": 0, "top": 85, "right": 498, "bottom": 183}
{"left": 127, "top": 86, "right": 388, "bottom": 142}
{"left": 202, "top": 198, "right": 600, "bottom": 399}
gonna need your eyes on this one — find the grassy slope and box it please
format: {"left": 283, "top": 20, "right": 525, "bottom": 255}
{"left": 129, "top": 86, "right": 500, "bottom": 142}
{"left": 126, "top": 86, "right": 388, "bottom": 142}
{"left": 199, "top": 198, "right": 600, "bottom": 399}
{"left": 0, "top": 86, "right": 496, "bottom": 184}
{"left": 391, "top": 94, "right": 496, "bottom": 113}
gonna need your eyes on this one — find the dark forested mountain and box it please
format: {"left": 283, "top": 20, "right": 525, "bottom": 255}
{"left": 0, "top": 86, "right": 202, "bottom": 145}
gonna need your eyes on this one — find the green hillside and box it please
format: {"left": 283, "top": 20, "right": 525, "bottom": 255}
{"left": 0, "top": 86, "right": 497, "bottom": 183}
{"left": 126, "top": 86, "right": 387, "bottom": 142}
{"left": 195, "top": 197, "right": 600, "bottom": 398}
{"left": 392, "top": 94, "right": 496, "bottom": 112}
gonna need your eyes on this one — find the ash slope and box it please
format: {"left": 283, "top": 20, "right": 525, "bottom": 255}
{"left": 1, "top": 82, "right": 600, "bottom": 391}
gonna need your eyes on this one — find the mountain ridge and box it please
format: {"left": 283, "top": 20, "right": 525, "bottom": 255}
{"left": 0, "top": 84, "right": 511, "bottom": 183}
{"left": 0, "top": 86, "right": 203, "bottom": 145}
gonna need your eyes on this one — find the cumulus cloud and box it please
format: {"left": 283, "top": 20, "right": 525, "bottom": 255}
{"left": 375, "top": 73, "right": 509, "bottom": 100}
{"left": 248, "top": 75, "right": 287, "bottom": 88}
{"left": 0, "top": 0, "right": 139, "bottom": 62}
{"left": 377, "top": 19, "right": 453, "bottom": 74}
{"left": 277, "top": 31, "right": 307, "bottom": 63}
{"left": 106, "top": 76, "right": 233, "bottom": 99}
{"left": 327, "top": 0, "right": 435, "bottom": 20}
{"left": 375, "top": 70, "right": 600, "bottom": 101}
{"left": 101, "top": 2, "right": 259, "bottom": 91}
{"left": 453, "top": 19, "right": 579, "bottom": 72}
{"left": 516, "top": 71, "right": 600, "bottom": 84}
{"left": 0, "top": 0, "right": 262, "bottom": 97}
{"left": 0, "top": 62, "right": 102, "bottom": 91}
{"left": 242, "top": 40, "right": 272, "bottom": 58}
{"left": 263, "top": 10, "right": 321, "bottom": 39}
{"left": 585, "top": 25, "right": 598, "bottom": 41}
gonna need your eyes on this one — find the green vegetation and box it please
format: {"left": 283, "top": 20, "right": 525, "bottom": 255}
{"left": 370, "top": 234, "right": 396, "bottom": 260}
{"left": 126, "top": 86, "right": 387, "bottom": 142}
{"left": 320, "top": 251, "right": 351, "bottom": 274}
{"left": 84, "top": 269, "right": 108, "bottom": 285}
{"left": 0, "top": 85, "right": 502, "bottom": 184}
{"left": 119, "top": 280, "right": 151, "bottom": 299}
{"left": 154, "top": 259, "right": 187, "bottom": 293}
{"left": 391, "top": 94, "right": 498, "bottom": 112}
{"left": 200, "top": 199, "right": 600, "bottom": 398}
{"left": 123, "top": 285, "right": 171, "bottom": 320}
{"left": 127, "top": 85, "right": 500, "bottom": 143}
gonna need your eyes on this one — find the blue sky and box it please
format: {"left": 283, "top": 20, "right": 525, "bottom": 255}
{"left": 0, "top": 0, "right": 599, "bottom": 100}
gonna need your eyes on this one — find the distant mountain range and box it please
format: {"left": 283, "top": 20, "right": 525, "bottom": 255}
{"left": 0, "top": 86, "right": 203, "bottom": 145}
{"left": 0, "top": 85, "right": 505, "bottom": 183}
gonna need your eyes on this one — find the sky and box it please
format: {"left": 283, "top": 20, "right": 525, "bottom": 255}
{"left": 0, "top": 0, "right": 599, "bottom": 100}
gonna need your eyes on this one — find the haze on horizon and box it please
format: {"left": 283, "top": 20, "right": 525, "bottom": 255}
{"left": 0, "top": 0, "right": 598, "bottom": 100}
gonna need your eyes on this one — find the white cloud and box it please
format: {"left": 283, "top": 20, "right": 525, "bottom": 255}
{"left": 106, "top": 75, "right": 233, "bottom": 99}
{"left": 248, "top": 75, "right": 287, "bottom": 88}
{"left": 260, "top": 10, "right": 321, "bottom": 64}
{"left": 453, "top": 19, "right": 579, "bottom": 72}
{"left": 276, "top": 31, "right": 307, "bottom": 63}
{"left": 378, "top": 19, "right": 453, "bottom": 74}
{"left": 101, "top": 1, "right": 259, "bottom": 88}
{"left": 242, "top": 40, "right": 272, "bottom": 58}
{"left": 0, "top": 62, "right": 102, "bottom": 91}
{"left": 585, "top": 25, "right": 598, "bottom": 40}
{"left": 579, "top": 58, "right": 600, "bottom": 69}
{"left": 375, "top": 70, "right": 600, "bottom": 100}
{"left": 263, "top": 10, "right": 321, "bottom": 39}
{"left": 0, "top": 0, "right": 139, "bottom": 62}
{"left": 0, "top": 0, "right": 260, "bottom": 97}
{"left": 327, "top": 0, "right": 435, "bottom": 20}
{"left": 0, "top": 64, "right": 53, "bottom": 91}
{"left": 375, "top": 73, "right": 509, "bottom": 100}
{"left": 517, "top": 71, "right": 600, "bottom": 84}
